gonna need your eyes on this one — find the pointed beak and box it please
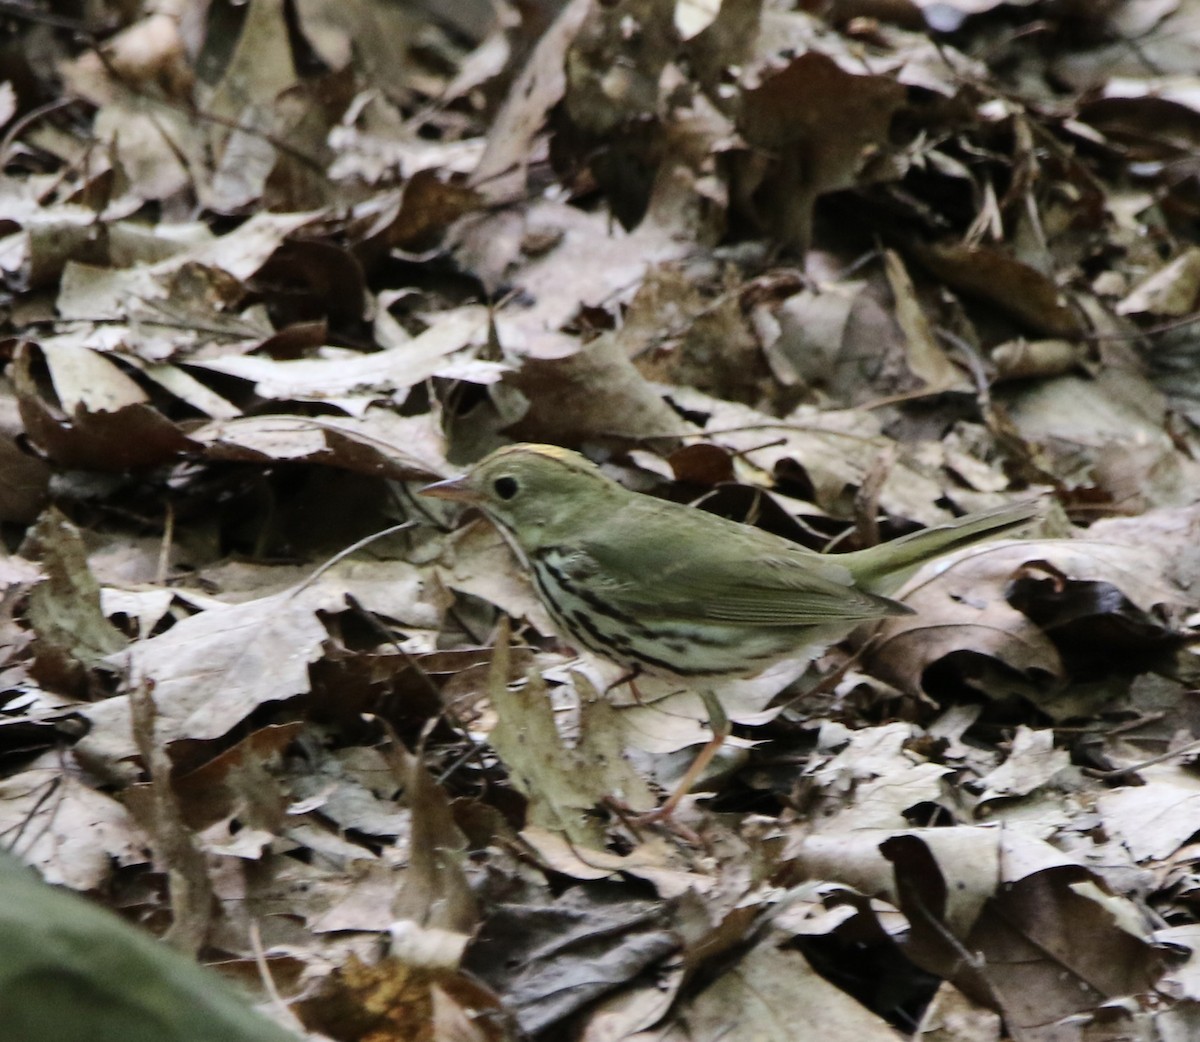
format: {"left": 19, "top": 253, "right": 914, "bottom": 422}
{"left": 419, "top": 474, "right": 481, "bottom": 504}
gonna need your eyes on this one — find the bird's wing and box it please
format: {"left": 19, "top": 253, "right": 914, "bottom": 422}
{"left": 573, "top": 500, "right": 907, "bottom": 627}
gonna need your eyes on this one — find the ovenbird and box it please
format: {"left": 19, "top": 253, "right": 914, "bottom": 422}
{"left": 422, "top": 443, "right": 1037, "bottom": 813}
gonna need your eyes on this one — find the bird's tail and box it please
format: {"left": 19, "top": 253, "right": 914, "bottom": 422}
{"left": 842, "top": 500, "right": 1040, "bottom": 596}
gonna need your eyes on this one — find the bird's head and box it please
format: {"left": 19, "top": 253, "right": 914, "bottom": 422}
{"left": 420, "top": 443, "right": 614, "bottom": 547}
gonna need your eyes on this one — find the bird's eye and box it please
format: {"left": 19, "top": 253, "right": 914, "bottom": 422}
{"left": 493, "top": 476, "right": 519, "bottom": 500}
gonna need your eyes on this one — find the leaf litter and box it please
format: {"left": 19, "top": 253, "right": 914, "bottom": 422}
{"left": 4, "top": 1, "right": 1200, "bottom": 1040}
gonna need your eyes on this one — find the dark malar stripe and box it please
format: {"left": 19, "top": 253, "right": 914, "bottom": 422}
{"left": 532, "top": 549, "right": 736, "bottom": 651}
{"left": 528, "top": 566, "right": 611, "bottom": 657}
{"left": 532, "top": 549, "right": 643, "bottom": 628}
{"left": 530, "top": 558, "right": 737, "bottom": 678}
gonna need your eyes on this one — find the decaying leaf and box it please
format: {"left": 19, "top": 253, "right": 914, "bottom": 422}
{"left": 6, "top": 2, "right": 1200, "bottom": 1039}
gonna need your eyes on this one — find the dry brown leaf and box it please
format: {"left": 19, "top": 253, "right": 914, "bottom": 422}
{"left": 12, "top": 342, "right": 197, "bottom": 470}
{"left": 464, "top": 884, "right": 678, "bottom": 1037}
{"left": 1000, "top": 369, "right": 1200, "bottom": 509}
{"left": 803, "top": 722, "right": 955, "bottom": 833}
{"left": 1118, "top": 246, "right": 1200, "bottom": 316}
{"left": 485, "top": 200, "right": 693, "bottom": 358}
{"left": 883, "top": 249, "right": 968, "bottom": 392}
{"left": 975, "top": 726, "right": 1070, "bottom": 804}
{"left": 0, "top": 766, "right": 149, "bottom": 888}
{"left": 25, "top": 509, "right": 127, "bottom": 693}
{"left": 9, "top": 4, "right": 1200, "bottom": 1039}
{"left": 867, "top": 533, "right": 1184, "bottom": 703}
{"left": 649, "top": 942, "right": 900, "bottom": 1041}
{"left": 192, "top": 306, "right": 504, "bottom": 405}
{"left": 190, "top": 412, "right": 450, "bottom": 480}
{"left": 295, "top": 953, "right": 510, "bottom": 1042}
{"left": 486, "top": 624, "right": 657, "bottom": 843}
{"left": 990, "top": 338, "right": 1089, "bottom": 381}
{"left": 913, "top": 240, "right": 1083, "bottom": 337}
{"left": 501, "top": 335, "right": 689, "bottom": 445}
{"left": 385, "top": 738, "right": 478, "bottom": 935}
{"left": 736, "top": 51, "right": 906, "bottom": 251}
{"left": 472, "top": 0, "right": 591, "bottom": 198}
{"left": 915, "top": 982, "right": 1003, "bottom": 1042}
{"left": 1096, "top": 765, "right": 1200, "bottom": 863}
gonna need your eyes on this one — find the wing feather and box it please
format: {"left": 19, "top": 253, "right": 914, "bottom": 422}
{"left": 572, "top": 498, "right": 908, "bottom": 627}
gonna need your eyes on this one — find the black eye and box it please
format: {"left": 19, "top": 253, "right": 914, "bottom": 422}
{"left": 493, "top": 476, "right": 519, "bottom": 500}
